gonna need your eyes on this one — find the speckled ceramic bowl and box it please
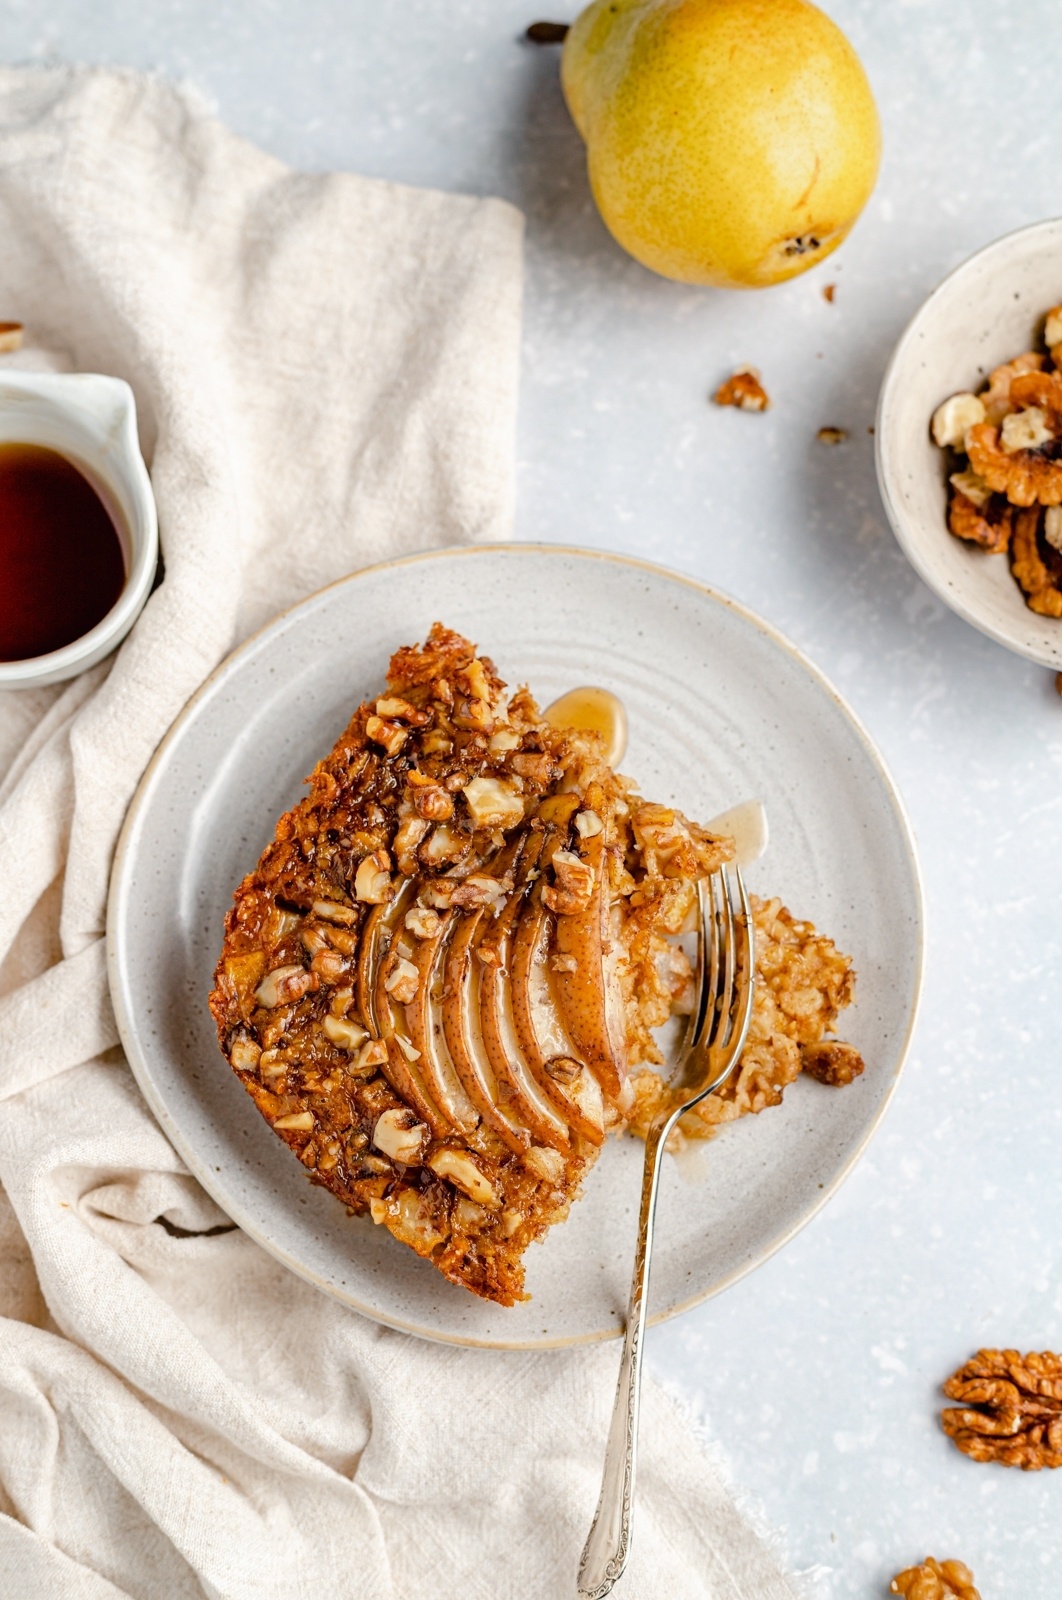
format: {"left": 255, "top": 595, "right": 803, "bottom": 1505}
{"left": 876, "top": 217, "right": 1062, "bottom": 670}
{"left": 108, "top": 545, "right": 924, "bottom": 1348}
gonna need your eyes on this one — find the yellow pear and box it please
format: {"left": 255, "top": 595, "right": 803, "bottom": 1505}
{"left": 561, "top": 0, "right": 881, "bottom": 288}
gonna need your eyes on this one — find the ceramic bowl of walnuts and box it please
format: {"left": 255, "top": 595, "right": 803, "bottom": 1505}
{"left": 876, "top": 216, "right": 1062, "bottom": 671}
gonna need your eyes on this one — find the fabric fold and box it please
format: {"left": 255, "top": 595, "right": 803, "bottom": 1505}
{"left": 0, "top": 65, "right": 799, "bottom": 1600}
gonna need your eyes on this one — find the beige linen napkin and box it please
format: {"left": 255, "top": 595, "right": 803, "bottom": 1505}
{"left": 0, "top": 67, "right": 801, "bottom": 1600}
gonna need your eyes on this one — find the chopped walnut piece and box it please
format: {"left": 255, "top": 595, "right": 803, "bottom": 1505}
{"left": 980, "top": 351, "right": 1044, "bottom": 427}
{"left": 393, "top": 816, "right": 430, "bottom": 876}
{"left": 713, "top": 366, "right": 770, "bottom": 412}
{"left": 1010, "top": 507, "right": 1062, "bottom": 617}
{"left": 408, "top": 780, "right": 454, "bottom": 822}
{"left": 365, "top": 715, "right": 408, "bottom": 756}
{"left": 1000, "top": 405, "right": 1053, "bottom": 454}
{"left": 0, "top": 322, "right": 23, "bottom": 353}
{"left": 1045, "top": 505, "right": 1062, "bottom": 554}
{"left": 931, "top": 392, "right": 986, "bottom": 449}
{"left": 1046, "top": 306, "right": 1062, "bottom": 350}
{"left": 967, "top": 421, "right": 1062, "bottom": 506}
{"left": 816, "top": 426, "right": 848, "bottom": 445}
{"left": 942, "top": 1348, "right": 1062, "bottom": 1469}
{"left": 255, "top": 964, "right": 315, "bottom": 1008}
{"left": 949, "top": 468, "right": 991, "bottom": 509}
{"left": 354, "top": 850, "right": 393, "bottom": 903}
{"left": 274, "top": 1111, "right": 315, "bottom": 1132}
{"left": 801, "top": 1039, "right": 864, "bottom": 1085}
{"left": 543, "top": 848, "right": 595, "bottom": 915}
{"left": 428, "top": 1147, "right": 501, "bottom": 1208}
{"left": 449, "top": 873, "right": 513, "bottom": 911}
{"left": 228, "top": 1033, "right": 261, "bottom": 1072}
{"left": 404, "top": 905, "right": 443, "bottom": 940}
{"left": 420, "top": 822, "right": 471, "bottom": 867}
{"left": 321, "top": 1013, "right": 367, "bottom": 1051}
{"left": 372, "top": 1107, "right": 428, "bottom": 1165}
{"left": 374, "top": 695, "right": 430, "bottom": 725}
{"left": 947, "top": 489, "right": 1012, "bottom": 554}
{"left": 311, "top": 898, "right": 356, "bottom": 925}
{"left": 890, "top": 1558, "right": 980, "bottom": 1600}
{"left": 462, "top": 776, "right": 525, "bottom": 830}
{"left": 383, "top": 956, "right": 420, "bottom": 1004}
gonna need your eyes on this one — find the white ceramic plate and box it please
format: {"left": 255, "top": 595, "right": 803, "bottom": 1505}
{"left": 876, "top": 216, "right": 1062, "bottom": 670}
{"left": 107, "top": 545, "right": 924, "bottom": 1349}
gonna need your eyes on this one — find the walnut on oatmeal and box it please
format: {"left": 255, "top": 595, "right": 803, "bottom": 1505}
{"left": 713, "top": 366, "right": 770, "bottom": 412}
{"left": 931, "top": 313, "right": 1062, "bottom": 616}
{"left": 941, "top": 1348, "right": 1062, "bottom": 1469}
{"left": 890, "top": 1557, "right": 980, "bottom": 1600}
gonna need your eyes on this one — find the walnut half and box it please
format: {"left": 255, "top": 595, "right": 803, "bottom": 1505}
{"left": 941, "top": 1348, "right": 1062, "bottom": 1469}
{"left": 890, "top": 1558, "right": 980, "bottom": 1600}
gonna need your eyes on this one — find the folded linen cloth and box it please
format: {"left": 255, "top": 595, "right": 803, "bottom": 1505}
{"left": 0, "top": 67, "right": 801, "bottom": 1600}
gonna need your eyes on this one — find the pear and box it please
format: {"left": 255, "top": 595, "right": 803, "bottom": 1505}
{"left": 561, "top": 0, "right": 881, "bottom": 288}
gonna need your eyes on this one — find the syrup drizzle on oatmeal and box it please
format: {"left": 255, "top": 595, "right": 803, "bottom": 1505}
{"left": 544, "top": 685, "right": 767, "bottom": 865}
{"left": 543, "top": 684, "right": 628, "bottom": 766}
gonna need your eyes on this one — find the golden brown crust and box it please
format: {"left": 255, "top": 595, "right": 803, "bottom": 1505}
{"left": 942, "top": 1349, "right": 1062, "bottom": 1469}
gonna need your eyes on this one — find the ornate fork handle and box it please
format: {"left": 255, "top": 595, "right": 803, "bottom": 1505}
{"left": 577, "top": 866, "right": 754, "bottom": 1598}
{"left": 577, "top": 1117, "right": 672, "bottom": 1599}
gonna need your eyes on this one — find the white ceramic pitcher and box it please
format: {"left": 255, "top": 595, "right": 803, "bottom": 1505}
{"left": 0, "top": 370, "right": 158, "bottom": 689}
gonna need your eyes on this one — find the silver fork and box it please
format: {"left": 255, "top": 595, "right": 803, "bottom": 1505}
{"left": 577, "top": 864, "right": 756, "bottom": 1600}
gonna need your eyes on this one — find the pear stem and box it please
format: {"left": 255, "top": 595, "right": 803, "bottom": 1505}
{"left": 526, "top": 21, "right": 570, "bottom": 43}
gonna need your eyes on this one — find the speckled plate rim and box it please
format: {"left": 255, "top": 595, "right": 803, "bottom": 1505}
{"left": 875, "top": 215, "right": 1062, "bottom": 670}
{"left": 107, "top": 543, "right": 926, "bottom": 1349}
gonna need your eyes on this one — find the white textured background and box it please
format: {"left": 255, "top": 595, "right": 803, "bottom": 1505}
{"left": 2, "top": 2, "right": 1060, "bottom": 1593}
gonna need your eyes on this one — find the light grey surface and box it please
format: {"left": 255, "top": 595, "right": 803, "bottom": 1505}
{"left": 3, "top": 1, "right": 1060, "bottom": 1593}
{"left": 108, "top": 545, "right": 922, "bottom": 1347}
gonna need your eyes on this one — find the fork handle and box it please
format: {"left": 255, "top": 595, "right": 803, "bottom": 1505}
{"left": 577, "top": 1119, "right": 671, "bottom": 1599}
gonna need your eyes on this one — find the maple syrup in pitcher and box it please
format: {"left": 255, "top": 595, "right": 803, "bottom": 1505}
{"left": 0, "top": 442, "right": 126, "bottom": 661}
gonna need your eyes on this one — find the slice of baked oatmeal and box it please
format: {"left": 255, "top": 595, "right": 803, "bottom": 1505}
{"left": 210, "top": 624, "right": 862, "bottom": 1306}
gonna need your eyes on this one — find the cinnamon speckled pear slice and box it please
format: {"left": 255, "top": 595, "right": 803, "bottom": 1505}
{"left": 397, "top": 910, "right": 480, "bottom": 1134}
{"left": 371, "top": 883, "right": 451, "bottom": 1132}
{"left": 551, "top": 794, "right": 627, "bottom": 1098}
{"left": 442, "top": 906, "right": 531, "bottom": 1153}
{"left": 509, "top": 890, "right": 606, "bottom": 1143}
{"left": 477, "top": 885, "right": 571, "bottom": 1152}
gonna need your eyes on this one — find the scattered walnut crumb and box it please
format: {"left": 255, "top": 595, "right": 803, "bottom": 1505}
{"left": 941, "top": 1348, "right": 1062, "bottom": 1469}
{"left": 890, "top": 1557, "right": 980, "bottom": 1599}
{"left": 713, "top": 366, "right": 769, "bottom": 412}
{"left": 0, "top": 321, "right": 23, "bottom": 353}
{"left": 800, "top": 1039, "right": 864, "bottom": 1085}
{"left": 816, "top": 426, "right": 848, "bottom": 445}
{"left": 823, "top": 283, "right": 836, "bottom": 304}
